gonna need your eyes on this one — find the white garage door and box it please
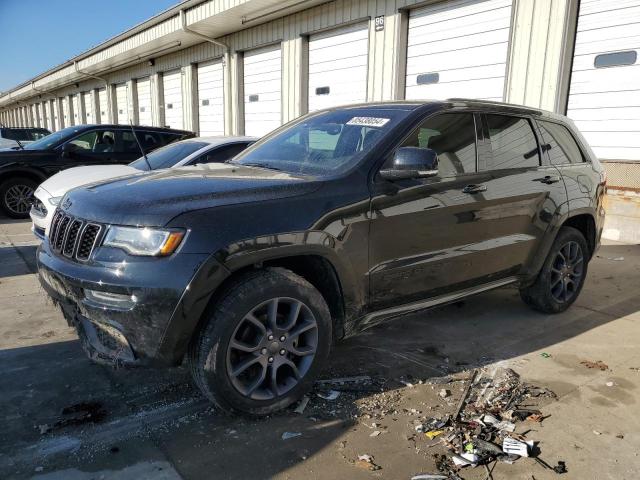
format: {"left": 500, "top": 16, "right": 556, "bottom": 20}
{"left": 567, "top": 0, "right": 640, "bottom": 161}
{"left": 72, "top": 94, "right": 80, "bottom": 125}
{"left": 405, "top": 0, "right": 513, "bottom": 101}
{"left": 83, "top": 92, "right": 94, "bottom": 124}
{"left": 136, "top": 77, "right": 153, "bottom": 126}
{"left": 163, "top": 70, "right": 183, "bottom": 129}
{"left": 197, "top": 60, "right": 224, "bottom": 135}
{"left": 308, "top": 23, "right": 369, "bottom": 111}
{"left": 244, "top": 45, "right": 281, "bottom": 136}
{"left": 31, "top": 104, "right": 39, "bottom": 127}
{"left": 52, "top": 100, "right": 61, "bottom": 131}
{"left": 61, "top": 97, "right": 70, "bottom": 127}
{"left": 39, "top": 103, "right": 46, "bottom": 128}
{"left": 115, "top": 83, "right": 129, "bottom": 125}
{"left": 98, "top": 88, "right": 108, "bottom": 124}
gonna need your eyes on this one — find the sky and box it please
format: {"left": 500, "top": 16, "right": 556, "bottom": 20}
{"left": 0, "top": 0, "right": 179, "bottom": 93}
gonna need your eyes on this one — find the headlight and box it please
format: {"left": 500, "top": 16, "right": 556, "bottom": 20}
{"left": 48, "top": 196, "right": 62, "bottom": 206}
{"left": 103, "top": 226, "right": 185, "bottom": 256}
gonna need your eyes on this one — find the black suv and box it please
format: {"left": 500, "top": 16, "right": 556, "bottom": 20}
{"left": 37, "top": 100, "right": 605, "bottom": 415}
{"left": 0, "top": 124, "right": 194, "bottom": 218}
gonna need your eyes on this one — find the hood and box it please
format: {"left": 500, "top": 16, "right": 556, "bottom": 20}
{"left": 39, "top": 165, "right": 141, "bottom": 198}
{"left": 61, "top": 163, "right": 321, "bottom": 226}
{"left": 0, "top": 148, "right": 50, "bottom": 161}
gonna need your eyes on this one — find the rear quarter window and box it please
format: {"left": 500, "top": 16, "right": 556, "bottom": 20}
{"left": 537, "top": 121, "right": 585, "bottom": 165}
{"left": 485, "top": 114, "right": 540, "bottom": 170}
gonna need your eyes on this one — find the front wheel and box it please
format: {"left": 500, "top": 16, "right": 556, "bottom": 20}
{"left": 520, "top": 226, "right": 589, "bottom": 313}
{"left": 188, "top": 267, "right": 332, "bottom": 415}
{"left": 0, "top": 177, "right": 38, "bottom": 219}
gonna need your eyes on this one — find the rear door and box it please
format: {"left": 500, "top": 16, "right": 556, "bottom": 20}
{"left": 476, "top": 113, "right": 568, "bottom": 275}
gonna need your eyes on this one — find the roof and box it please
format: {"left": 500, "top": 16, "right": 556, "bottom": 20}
{"left": 63, "top": 124, "right": 194, "bottom": 134}
{"left": 193, "top": 135, "right": 259, "bottom": 145}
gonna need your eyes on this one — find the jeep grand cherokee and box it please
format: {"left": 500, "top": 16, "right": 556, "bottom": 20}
{"left": 37, "top": 100, "right": 606, "bottom": 415}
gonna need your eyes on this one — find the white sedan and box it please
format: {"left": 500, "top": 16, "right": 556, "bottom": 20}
{"left": 30, "top": 136, "right": 256, "bottom": 239}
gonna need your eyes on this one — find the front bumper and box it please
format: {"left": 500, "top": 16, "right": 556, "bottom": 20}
{"left": 37, "top": 239, "right": 211, "bottom": 367}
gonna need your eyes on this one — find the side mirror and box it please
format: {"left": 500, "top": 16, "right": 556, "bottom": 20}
{"left": 61, "top": 142, "right": 76, "bottom": 158}
{"left": 379, "top": 147, "right": 439, "bottom": 180}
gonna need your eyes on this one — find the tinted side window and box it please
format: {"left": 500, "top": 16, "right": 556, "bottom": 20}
{"left": 120, "top": 131, "right": 141, "bottom": 153}
{"left": 537, "top": 121, "right": 584, "bottom": 164}
{"left": 386, "top": 113, "right": 477, "bottom": 175}
{"left": 159, "top": 132, "right": 184, "bottom": 146}
{"left": 197, "top": 143, "right": 251, "bottom": 164}
{"left": 485, "top": 115, "right": 539, "bottom": 169}
{"left": 136, "top": 131, "right": 163, "bottom": 151}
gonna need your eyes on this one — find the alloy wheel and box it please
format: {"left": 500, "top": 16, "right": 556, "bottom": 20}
{"left": 4, "top": 184, "right": 35, "bottom": 215}
{"left": 550, "top": 240, "right": 584, "bottom": 303}
{"left": 226, "top": 297, "right": 318, "bottom": 401}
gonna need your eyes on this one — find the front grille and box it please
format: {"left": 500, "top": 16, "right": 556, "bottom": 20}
{"left": 49, "top": 209, "right": 102, "bottom": 262}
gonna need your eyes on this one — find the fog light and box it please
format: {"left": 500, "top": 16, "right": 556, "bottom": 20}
{"left": 84, "top": 289, "right": 137, "bottom": 309}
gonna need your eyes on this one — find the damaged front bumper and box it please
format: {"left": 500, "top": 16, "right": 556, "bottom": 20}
{"left": 37, "top": 239, "right": 210, "bottom": 367}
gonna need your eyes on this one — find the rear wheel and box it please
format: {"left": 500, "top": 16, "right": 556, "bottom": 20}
{"left": 520, "top": 226, "right": 589, "bottom": 313}
{"left": 0, "top": 177, "right": 38, "bottom": 218}
{"left": 188, "top": 267, "right": 332, "bottom": 415}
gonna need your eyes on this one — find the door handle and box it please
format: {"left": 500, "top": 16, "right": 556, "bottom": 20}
{"left": 462, "top": 184, "right": 487, "bottom": 194}
{"left": 537, "top": 175, "right": 561, "bottom": 184}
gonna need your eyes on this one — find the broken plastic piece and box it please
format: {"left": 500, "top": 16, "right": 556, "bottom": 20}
{"left": 502, "top": 437, "right": 532, "bottom": 457}
{"left": 281, "top": 431, "right": 302, "bottom": 440}
{"left": 317, "top": 390, "right": 340, "bottom": 401}
{"left": 439, "top": 389, "right": 451, "bottom": 398}
{"left": 411, "top": 475, "right": 449, "bottom": 480}
{"left": 452, "top": 452, "right": 479, "bottom": 467}
{"left": 294, "top": 396, "right": 310, "bottom": 414}
{"left": 425, "top": 430, "right": 445, "bottom": 440}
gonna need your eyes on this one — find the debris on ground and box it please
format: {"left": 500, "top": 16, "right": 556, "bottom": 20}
{"left": 38, "top": 401, "right": 107, "bottom": 434}
{"left": 293, "top": 396, "right": 310, "bottom": 414}
{"left": 540, "top": 352, "right": 551, "bottom": 358}
{"left": 580, "top": 360, "right": 609, "bottom": 371}
{"left": 411, "top": 474, "right": 449, "bottom": 480}
{"left": 439, "top": 389, "right": 451, "bottom": 399}
{"left": 355, "top": 454, "right": 382, "bottom": 471}
{"left": 317, "top": 390, "right": 341, "bottom": 401}
{"left": 281, "top": 431, "right": 302, "bottom": 440}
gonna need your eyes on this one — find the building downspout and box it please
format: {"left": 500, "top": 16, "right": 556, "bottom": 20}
{"left": 180, "top": 9, "right": 232, "bottom": 134}
{"left": 74, "top": 61, "right": 112, "bottom": 121}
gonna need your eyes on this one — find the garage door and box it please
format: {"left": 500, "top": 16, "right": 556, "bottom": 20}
{"left": 97, "top": 88, "right": 108, "bottom": 124}
{"left": 52, "top": 100, "right": 61, "bottom": 131}
{"left": 115, "top": 83, "right": 129, "bottom": 125}
{"left": 405, "top": 0, "right": 513, "bottom": 101}
{"left": 83, "top": 92, "right": 94, "bottom": 124}
{"left": 243, "top": 45, "right": 281, "bottom": 136}
{"left": 31, "top": 104, "right": 39, "bottom": 127}
{"left": 162, "top": 70, "right": 183, "bottom": 130}
{"left": 39, "top": 102, "right": 46, "bottom": 128}
{"left": 197, "top": 60, "right": 224, "bottom": 135}
{"left": 567, "top": 0, "right": 640, "bottom": 161}
{"left": 136, "top": 77, "right": 153, "bottom": 126}
{"left": 72, "top": 94, "right": 80, "bottom": 125}
{"left": 308, "top": 23, "right": 369, "bottom": 111}
{"left": 61, "top": 97, "right": 70, "bottom": 127}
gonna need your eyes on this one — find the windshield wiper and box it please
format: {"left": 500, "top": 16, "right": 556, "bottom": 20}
{"left": 240, "top": 162, "right": 282, "bottom": 171}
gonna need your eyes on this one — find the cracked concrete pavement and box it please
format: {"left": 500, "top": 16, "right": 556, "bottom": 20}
{"left": 1, "top": 218, "right": 639, "bottom": 479}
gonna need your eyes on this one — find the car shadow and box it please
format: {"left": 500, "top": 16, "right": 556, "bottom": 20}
{"left": 0, "top": 243, "right": 638, "bottom": 478}
{"left": 0, "top": 245, "right": 38, "bottom": 278}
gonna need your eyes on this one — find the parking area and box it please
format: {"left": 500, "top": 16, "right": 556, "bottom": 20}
{"left": 1, "top": 217, "right": 639, "bottom": 480}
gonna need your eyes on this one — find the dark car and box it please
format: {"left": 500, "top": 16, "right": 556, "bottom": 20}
{"left": 37, "top": 100, "right": 606, "bottom": 415}
{"left": 0, "top": 124, "right": 194, "bottom": 218}
{"left": 0, "top": 126, "right": 51, "bottom": 147}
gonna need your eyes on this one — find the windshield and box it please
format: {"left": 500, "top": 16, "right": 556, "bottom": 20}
{"left": 1, "top": 128, "right": 50, "bottom": 142}
{"left": 129, "top": 141, "right": 208, "bottom": 170}
{"left": 231, "top": 108, "right": 411, "bottom": 176}
{"left": 24, "top": 126, "right": 86, "bottom": 150}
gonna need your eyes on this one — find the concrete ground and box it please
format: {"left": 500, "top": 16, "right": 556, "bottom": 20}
{"left": 1, "top": 217, "right": 639, "bottom": 480}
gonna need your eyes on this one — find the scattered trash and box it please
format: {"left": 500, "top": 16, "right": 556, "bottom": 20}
{"left": 316, "top": 375, "right": 371, "bottom": 385}
{"left": 593, "top": 430, "right": 602, "bottom": 436}
{"left": 425, "top": 430, "right": 445, "bottom": 440}
{"left": 317, "top": 390, "right": 341, "bottom": 401}
{"left": 411, "top": 475, "right": 449, "bottom": 480}
{"left": 38, "top": 401, "right": 107, "bottom": 435}
{"left": 630, "top": 367, "right": 640, "bottom": 372}
{"left": 540, "top": 352, "right": 551, "bottom": 358}
{"left": 605, "top": 381, "right": 614, "bottom": 387}
{"left": 553, "top": 460, "right": 568, "bottom": 474}
{"left": 370, "top": 430, "right": 381, "bottom": 437}
{"left": 355, "top": 454, "right": 381, "bottom": 471}
{"left": 502, "top": 437, "right": 531, "bottom": 457}
{"left": 281, "top": 431, "right": 302, "bottom": 440}
{"left": 526, "top": 413, "right": 544, "bottom": 423}
{"left": 452, "top": 452, "right": 479, "bottom": 467}
{"left": 581, "top": 360, "right": 609, "bottom": 371}
{"left": 616, "top": 434, "right": 624, "bottom": 439}
{"left": 439, "top": 389, "right": 451, "bottom": 399}
{"left": 294, "top": 396, "right": 310, "bottom": 414}
{"left": 598, "top": 256, "right": 624, "bottom": 261}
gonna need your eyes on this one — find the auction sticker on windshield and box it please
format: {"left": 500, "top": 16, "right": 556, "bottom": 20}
{"left": 346, "top": 117, "right": 390, "bottom": 128}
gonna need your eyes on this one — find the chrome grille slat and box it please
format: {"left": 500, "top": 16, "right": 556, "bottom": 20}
{"left": 54, "top": 216, "right": 71, "bottom": 251}
{"left": 49, "top": 208, "right": 103, "bottom": 262}
{"left": 76, "top": 224, "right": 102, "bottom": 261}
{"left": 49, "top": 210, "right": 63, "bottom": 242}
{"left": 63, "top": 219, "right": 83, "bottom": 257}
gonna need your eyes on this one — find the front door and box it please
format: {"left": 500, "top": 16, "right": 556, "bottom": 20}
{"left": 61, "top": 129, "right": 119, "bottom": 167}
{"left": 368, "top": 111, "right": 492, "bottom": 310}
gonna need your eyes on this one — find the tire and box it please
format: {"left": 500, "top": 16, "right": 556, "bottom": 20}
{"left": 520, "top": 226, "right": 589, "bottom": 314}
{"left": 0, "top": 176, "right": 38, "bottom": 219}
{"left": 188, "top": 267, "right": 332, "bottom": 416}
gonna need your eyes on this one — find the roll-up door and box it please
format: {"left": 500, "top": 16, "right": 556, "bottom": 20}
{"left": 243, "top": 45, "right": 281, "bottom": 136}
{"left": 567, "top": 0, "right": 640, "bottom": 161}
{"left": 136, "top": 77, "right": 153, "bottom": 126}
{"left": 197, "top": 60, "right": 224, "bottom": 135}
{"left": 31, "top": 104, "right": 39, "bottom": 127}
{"left": 308, "top": 23, "right": 369, "bottom": 111}
{"left": 97, "top": 88, "right": 108, "bottom": 124}
{"left": 83, "top": 92, "right": 94, "bottom": 124}
{"left": 52, "top": 100, "right": 61, "bottom": 131}
{"left": 72, "top": 94, "right": 80, "bottom": 125}
{"left": 162, "top": 70, "right": 183, "bottom": 129}
{"left": 39, "top": 103, "right": 46, "bottom": 129}
{"left": 115, "top": 83, "right": 129, "bottom": 125}
{"left": 405, "top": 0, "right": 513, "bottom": 101}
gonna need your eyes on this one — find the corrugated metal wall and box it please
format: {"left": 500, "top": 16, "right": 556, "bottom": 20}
{"left": 1, "top": 0, "right": 574, "bottom": 133}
